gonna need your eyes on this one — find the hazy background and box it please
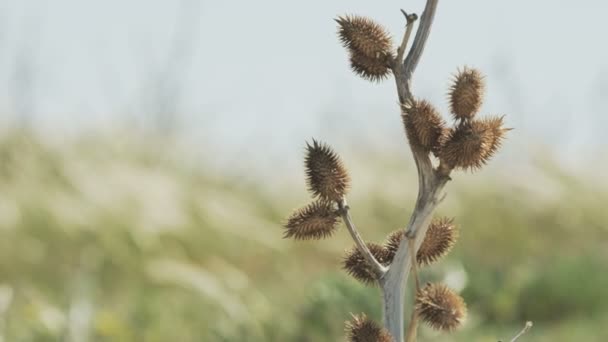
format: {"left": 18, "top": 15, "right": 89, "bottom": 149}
{"left": 0, "top": 1, "right": 607, "bottom": 341}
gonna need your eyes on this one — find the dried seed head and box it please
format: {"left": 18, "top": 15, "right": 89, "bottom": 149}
{"left": 305, "top": 139, "right": 351, "bottom": 202}
{"left": 382, "top": 229, "right": 404, "bottom": 264}
{"left": 383, "top": 218, "right": 457, "bottom": 267}
{"left": 417, "top": 217, "right": 458, "bottom": 266}
{"left": 345, "top": 313, "right": 394, "bottom": 342}
{"left": 449, "top": 67, "right": 485, "bottom": 120}
{"left": 416, "top": 283, "right": 467, "bottom": 332}
{"left": 283, "top": 201, "right": 340, "bottom": 240}
{"left": 402, "top": 100, "right": 446, "bottom": 153}
{"left": 342, "top": 243, "right": 388, "bottom": 286}
{"left": 480, "top": 115, "right": 510, "bottom": 159}
{"left": 336, "top": 15, "right": 393, "bottom": 60}
{"left": 438, "top": 116, "right": 509, "bottom": 171}
{"left": 350, "top": 52, "right": 392, "bottom": 82}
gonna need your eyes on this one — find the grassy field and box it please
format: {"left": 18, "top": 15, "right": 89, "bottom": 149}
{"left": 0, "top": 131, "right": 607, "bottom": 341}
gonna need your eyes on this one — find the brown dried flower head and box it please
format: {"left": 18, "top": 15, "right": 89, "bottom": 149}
{"left": 449, "top": 67, "right": 485, "bottom": 120}
{"left": 402, "top": 99, "right": 446, "bottom": 153}
{"left": 349, "top": 53, "right": 392, "bottom": 82}
{"left": 382, "top": 230, "right": 403, "bottom": 264}
{"left": 438, "top": 116, "right": 509, "bottom": 171}
{"left": 343, "top": 243, "right": 389, "bottom": 286}
{"left": 336, "top": 15, "right": 394, "bottom": 82}
{"left": 336, "top": 15, "right": 393, "bottom": 59}
{"left": 417, "top": 217, "right": 458, "bottom": 266}
{"left": 383, "top": 217, "right": 458, "bottom": 267}
{"left": 480, "top": 115, "right": 509, "bottom": 159}
{"left": 305, "top": 139, "right": 351, "bottom": 202}
{"left": 283, "top": 200, "right": 340, "bottom": 240}
{"left": 416, "top": 283, "right": 467, "bottom": 332}
{"left": 345, "top": 313, "right": 394, "bottom": 342}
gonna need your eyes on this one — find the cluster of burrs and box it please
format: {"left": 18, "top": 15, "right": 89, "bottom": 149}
{"left": 283, "top": 139, "right": 465, "bottom": 337}
{"left": 336, "top": 14, "right": 510, "bottom": 174}
{"left": 282, "top": 10, "right": 512, "bottom": 342}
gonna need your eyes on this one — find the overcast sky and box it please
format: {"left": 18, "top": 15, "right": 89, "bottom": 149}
{"left": 0, "top": 1, "right": 606, "bottom": 168}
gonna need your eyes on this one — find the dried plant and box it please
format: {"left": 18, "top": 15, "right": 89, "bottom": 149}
{"left": 415, "top": 282, "right": 466, "bottom": 332}
{"left": 346, "top": 313, "right": 394, "bottom": 342}
{"left": 282, "top": 2, "right": 529, "bottom": 341}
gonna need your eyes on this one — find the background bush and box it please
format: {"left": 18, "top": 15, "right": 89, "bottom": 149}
{"left": 0, "top": 132, "right": 606, "bottom": 341}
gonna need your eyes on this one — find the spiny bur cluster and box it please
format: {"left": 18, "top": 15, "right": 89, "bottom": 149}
{"left": 342, "top": 217, "right": 458, "bottom": 287}
{"left": 415, "top": 283, "right": 467, "bottom": 332}
{"left": 401, "top": 99, "right": 446, "bottom": 154}
{"left": 342, "top": 243, "right": 389, "bottom": 286}
{"left": 283, "top": 200, "right": 340, "bottom": 240}
{"left": 449, "top": 67, "right": 485, "bottom": 121}
{"left": 305, "top": 139, "right": 351, "bottom": 202}
{"left": 384, "top": 217, "right": 458, "bottom": 267}
{"left": 336, "top": 15, "right": 394, "bottom": 82}
{"left": 439, "top": 116, "right": 509, "bottom": 171}
{"left": 283, "top": 8, "right": 512, "bottom": 340}
{"left": 435, "top": 67, "right": 510, "bottom": 171}
{"left": 283, "top": 140, "right": 350, "bottom": 241}
{"left": 345, "top": 314, "right": 394, "bottom": 342}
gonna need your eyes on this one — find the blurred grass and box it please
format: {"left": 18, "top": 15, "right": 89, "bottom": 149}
{"left": 0, "top": 131, "right": 607, "bottom": 341}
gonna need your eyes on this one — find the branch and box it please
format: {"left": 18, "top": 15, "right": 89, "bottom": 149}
{"left": 404, "top": 236, "right": 421, "bottom": 342}
{"left": 381, "top": 1, "right": 445, "bottom": 340}
{"left": 404, "top": 0, "right": 439, "bottom": 81}
{"left": 396, "top": 10, "right": 418, "bottom": 66}
{"left": 392, "top": 0, "right": 439, "bottom": 105}
{"left": 501, "top": 321, "right": 533, "bottom": 342}
{"left": 339, "top": 199, "right": 388, "bottom": 278}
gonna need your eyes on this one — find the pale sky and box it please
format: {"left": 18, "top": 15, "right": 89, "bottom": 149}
{"left": 0, "top": 1, "right": 606, "bottom": 169}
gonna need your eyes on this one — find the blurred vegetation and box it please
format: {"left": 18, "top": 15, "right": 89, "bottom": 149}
{"left": 0, "top": 131, "right": 607, "bottom": 341}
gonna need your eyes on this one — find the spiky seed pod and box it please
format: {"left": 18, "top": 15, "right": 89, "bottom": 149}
{"left": 479, "top": 115, "right": 509, "bottom": 159}
{"left": 283, "top": 201, "right": 340, "bottom": 240}
{"left": 343, "top": 243, "right": 389, "bottom": 286}
{"left": 305, "top": 140, "right": 351, "bottom": 202}
{"left": 449, "top": 67, "right": 485, "bottom": 121}
{"left": 345, "top": 314, "right": 394, "bottom": 342}
{"left": 402, "top": 100, "right": 446, "bottom": 153}
{"left": 417, "top": 217, "right": 458, "bottom": 266}
{"left": 438, "top": 116, "right": 509, "bottom": 171}
{"left": 383, "top": 230, "right": 404, "bottom": 263}
{"left": 350, "top": 52, "right": 392, "bottom": 82}
{"left": 416, "top": 283, "right": 467, "bottom": 332}
{"left": 383, "top": 218, "right": 458, "bottom": 267}
{"left": 336, "top": 15, "right": 393, "bottom": 60}
{"left": 438, "top": 122, "right": 489, "bottom": 170}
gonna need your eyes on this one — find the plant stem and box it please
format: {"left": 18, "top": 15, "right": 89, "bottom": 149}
{"left": 404, "top": 237, "right": 421, "bottom": 342}
{"left": 396, "top": 10, "right": 418, "bottom": 66}
{"left": 383, "top": 2, "right": 444, "bottom": 339}
{"left": 505, "top": 321, "right": 533, "bottom": 342}
{"left": 338, "top": 198, "right": 388, "bottom": 278}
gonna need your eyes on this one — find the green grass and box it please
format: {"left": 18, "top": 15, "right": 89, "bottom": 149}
{"left": 0, "top": 132, "right": 606, "bottom": 341}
